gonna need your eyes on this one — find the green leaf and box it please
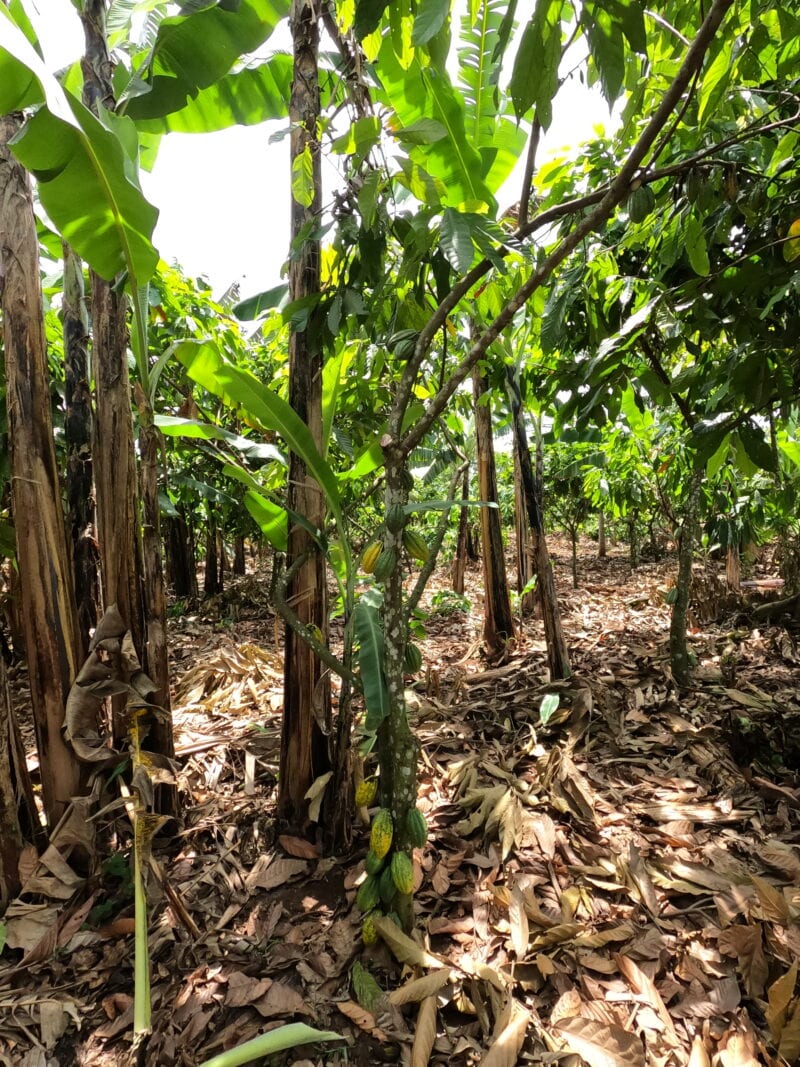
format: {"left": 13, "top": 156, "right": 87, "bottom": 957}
{"left": 0, "top": 16, "right": 158, "bottom": 283}
{"left": 122, "top": 0, "right": 290, "bottom": 120}
{"left": 354, "top": 0, "right": 391, "bottom": 39}
{"left": 539, "top": 693, "right": 560, "bottom": 726}
{"left": 352, "top": 961, "right": 384, "bottom": 1013}
{"left": 175, "top": 340, "right": 346, "bottom": 545}
{"left": 739, "top": 421, "right": 777, "bottom": 472}
{"left": 244, "top": 490, "right": 288, "bottom": 551}
{"left": 440, "top": 208, "right": 474, "bottom": 273}
{"left": 354, "top": 588, "right": 391, "bottom": 732}
{"left": 508, "top": 0, "right": 561, "bottom": 126}
{"left": 412, "top": 0, "right": 450, "bottom": 46}
{"left": 783, "top": 218, "right": 800, "bottom": 264}
{"left": 582, "top": 0, "right": 626, "bottom": 104}
{"left": 684, "top": 215, "right": 710, "bottom": 277}
{"left": 130, "top": 54, "right": 293, "bottom": 134}
{"left": 155, "top": 415, "right": 286, "bottom": 464}
{"left": 292, "top": 143, "right": 315, "bottom": 207}
{"left": 197, "top": 1023, "right": 344, "bottom": 1067}
{"left": 697, "top": 37, "right": 733, "bottom": 123}
{"left": 232, "top": 284, "right": 289, "bottom": 321}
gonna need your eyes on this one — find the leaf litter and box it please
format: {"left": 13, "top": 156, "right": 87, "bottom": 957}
{"left": 2, "top": 544, "right": 800, "bottom": 1066}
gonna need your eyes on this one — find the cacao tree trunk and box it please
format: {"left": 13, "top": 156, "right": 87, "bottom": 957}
{"left": 472, "top": 364, "right": 514, "bottom": 654}
{"left": 233, "top": 536, "right": 246, "bottom": 576}
{"left": 1, "top": 114, "right": 84, "bottom": 825}
{"left": 506, "top": 372, "right": 571, "bottom": 680}
{"left": 451, "top": 466, "right": 470, "bottom": 595}
{"left": 598, "top": 509, "right": 607, "bottom": 558}
{"left": 514, "top": 437, "right": 536, "bottom": 613}
{"left": 0, "top": 656, "right": 41, "bottom": 908}
{"left": 166, "top": 509, "right": 197, "bottom": 603}
{"left": 61, "top": 242, "right": 99, "bottom": 654}
{"left": 726, "top": 543, "right": 740, "bottom": 591}
{"left": 278, "top": 0, "right": 331, "bottom": 830}
{"left": 204, "top": 520, "right": 221, "bottom": 597}
{"left": 670, "top": 470, "right": 702, "bottom": 688}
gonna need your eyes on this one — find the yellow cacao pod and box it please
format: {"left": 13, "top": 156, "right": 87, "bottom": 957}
{"left": 390, "top": 851, "right": 415, "bottom": 895}
{"left": 355, "top": 778, "right": 378, "bottom": 807}
{"left": 370, "top": 808, "right": 394, "bottom": 859}
{"left": 361, "top": 541, "right": 382, "bottom": 574}
{"left": 403, "top": 527, "right": 430, "bottom": 564}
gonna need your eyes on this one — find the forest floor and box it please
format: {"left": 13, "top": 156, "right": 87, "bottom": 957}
{"left": 3, "top": 537, "right": 800, "bottom": 1067}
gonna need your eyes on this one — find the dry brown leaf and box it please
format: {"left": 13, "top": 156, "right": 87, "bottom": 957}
{"left": 477, "top": 1000, "right": 531, "bottom": 1067}
{"left": 373, "top": 916, "right": 446, "bottom": 969}
{"left": 614, "top": 952, "right": 675, "bottom": 1034}
{"left": 718, "top": 1031, "right": 761, "bottom": 1067}
{"left": 278, "top": 834, "right": 320, "bottom": 860}
{"left": 531, "top": 813, "right": 556, "bottom": 859}
{"left": 412, "top": 996, "right": 437, "bottom": 1067}
{"left": 530, "top": 922, "right": 582, "bottom": 949}
{"left": 574, "top": 923, "right": 634, "bottom": 948}
{"left": 717, "top": 923, "right": 768, "bottom": 997}
{"left": 779, "top": 1001, "right": 800, "bottom": 1064}
{"left": 554, "top": 1017, "right": 645, "bottom": 1067}
{"left": 626, "top": 843, "right": 660, "bottom": 918}
{"left": 336, "top": 999, "right": 388, "bottom": 1041}
{"left": 766, "top": 962, "right": 798, "bottom": 1040}
{"left": 751, "top": 875, "right": 790, "bottom": 924}
{"left": 509, "top": 887, "right": 529, "bottom": 958}
{"left": 389, "top": 969, "right": 453, "bottom": 1006}
{"left": 551, "top": 990, "right": 583, "bottom": 1025}
{"left": 758, "top": 840, "right": 800, "bottom": 883}
{"left": 687, "top": 1035, "right": 711, "bottom": 1067}
{"left": 254, "top": 981, "right": 309, "bottom": 1018}
{"left": 224, "top": 970, "right": 273, "bottom": 1007}
{"left": 245, "top": 855, "right": 308, "bottom": 890}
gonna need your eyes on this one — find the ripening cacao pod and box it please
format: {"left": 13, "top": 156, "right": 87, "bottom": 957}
{"left": 403, "top": 527, "right": 430, "bottom": 563}
{"left": 355, "top": 778, "right": 378, "bottom": 807}
{"left": 406, "top": 807, "right": 428, "bottom": 849}
{"left": 390, "top": 851, "right": 415, "bottom": 895}
{"left": 370, "top": 808, "right": 394, "bottom": 859}
{"left": 362, "top": 913, "right": 379, "bottom": 944}
{"left": 373, "top": 547, "right": 397, "bottom": 583}
{"left": 361, "top": 541, "right": 382, "bottom": 574}
{"left": 365, "top": 849, "right": 385, "bottom": 876}
{"left": 403, "top": 642, "right": 422, "bottom": 674}
{"left": 356, "top": 874, "right": 380, "bottom": 913}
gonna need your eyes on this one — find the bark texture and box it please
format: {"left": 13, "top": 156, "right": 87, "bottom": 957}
{"left": 451, "top": 466, "right": 470, "bottom": 595}
{"left": 670, "top": 471, "right": 702, "bottom": 688}
{"left": 1, "top": 115, "right": 84, "bottom": 825}
{"left": 0, "top": 656, "right": 40, "bottom": 908}
{"left": 62, "top": 241, "right": 99, "bottom": 653}
{"left": 472, "top": 364, "right": 515, "bottom": 653}
{"left": 514, "top": 439, "right": 536, "bottom": 613}
{"left": 278, "top": 0, "right": 331, "bottom": 829}
{"left": 598, "top": 509, "right": 607, "bottom": 558}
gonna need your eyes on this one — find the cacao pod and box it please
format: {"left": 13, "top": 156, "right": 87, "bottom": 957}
{"left": 370, "top": 808, "right": 394, "bottom": 859}
{"left": 355, "top": 778, "right": 378, "bottom": 807}
{"left": 406, "top": 807, "right": 428, "bottom": 849}
{"left": 356, "top": 874, "right": 380, "bottom": 913}
{"left": 362, "top": 914, "right": 378, "bottom": 944}
{"left": 385, "top": 503, "right": 406, "bottom": 534}
{"left": 628, "top": 185, "right": 655, "bottom": 223}
{"left": 379, "top": 864, "right": 397, "bottom": 907}
{"left": 373, "top": 547, "right": 397, "bottom": 583}
{"left": 403, "top": 642, "right": 422, "bottom": 674}
{"left": 361, "top": 541, "right": 382, "bottom": 574}
{"left": 365, "top": 849, "right": 385, "bottom": 876}
{"left": 390, "top": 851, "right": 415, "bottom": 895}
{"left": 403, "top": 527, "right": 430, "bottom": 563}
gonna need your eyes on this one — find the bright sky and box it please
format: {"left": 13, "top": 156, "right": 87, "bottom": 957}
{"left": 34, "top": 1, "right": 613, "bottom": 299}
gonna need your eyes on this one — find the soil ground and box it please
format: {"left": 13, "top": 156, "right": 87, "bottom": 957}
{"left": 2, "top": 535, "right": 800, "bottom": 1067}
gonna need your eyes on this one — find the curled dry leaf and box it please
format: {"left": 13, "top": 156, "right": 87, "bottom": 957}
{"left": 687, "top": 1035, "right": 711, "bottom": 1067}
{"left": 766, "top": 962, "right": 798, "bottom": 1039}
{"left": 412, "top": 996, "right": 437, "bottom": 1067}
{"left": 477, "top": 1000, "right": 531, "bottom": 1067}
{"left": 554, "top": 1017, "right": 646, "bottom": 1067}
{"left": 389, "top": 969, "right": 453, "bottom": 1006}
{"left": 336, "top": 999, "right": 388, "bottom": 1042}
{"left": 373, "top": 916, "right": 446, "bottom": 970}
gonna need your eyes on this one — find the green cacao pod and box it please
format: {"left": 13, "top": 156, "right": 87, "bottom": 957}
{"left": 379, "top": 864, "right": 397, "bottom": 907}
{"left": 361, "top": 541, "right": 383, "bottom": 574}
{"left": 365, "top": 849, "right": 385, "bottom": 876}
{"left": 628, "top": 185, "right": 655, "bottom": 224}
{"left": 385, "top": 503, "right": 406, "bottom": 534}
{"left": 403, "top": 527, "right": 430, "bottom": 563}
{"left": 388, "top": 328, "right": 418, "bottom": 360}
{"left": 403, "top": 642, "right": 422, "bottom": 674}
{"left": 370, "top": 808, "right": 394, "bottom": 859}
{"left": 390, "top": 851, "right": 415, "bottom": 895}
{"left": 355, "top": 778, "right": 378, "bottom": 807}
{"left": 362, "top": 913, "right": 379, "bottom": 944}
{"left": 406, "top": 807, "right": 428, "bottom": 849}
{"left": 373, "top": 547, "right": 397, "bottom": 583}
{"left": 356, "top": 874, "right": 380, "bottom": 913}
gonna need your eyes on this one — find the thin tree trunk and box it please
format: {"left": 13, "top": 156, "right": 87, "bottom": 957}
{"left": 204, "top": 521, "right": 221, "bottom": 597}
{"left": 725, "top": 543, "right": 740, "bottom": 592}
{"left": 670, "top": 470, "right": 702, "bottom": 688}
{"left": 1, "top": 114, "right": 84, "bottom": 825}
{"left": 279, "top": 0, "right": 331, "bottom": 830}
{"left": 570, "top": 528, "right": 578, "bottom": 588}
{"left": 62, "top": 242, "right": 99, "bottom": 654}
{"left": 166, "top": 510, "right": 197, "bottom": 602}
{"left": 598, "top": 509, "right": 607, "bottom": 558}
{"left": 451, "top": 466, "right": 470, "bottom": 595}
{"left": 628, "top": 514, "right": 640, "bottom": 568}
{"left": 472, "top": 364, "right": 514, "bottom": 654}
{"left": 506, "top": 372, "right": 571, "bottom": 680}
{"left": 233, "top": 536, "right": 246, "bottom": 576}
{"left": 514, "top": 438, "right": 536, "bottom": 613}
